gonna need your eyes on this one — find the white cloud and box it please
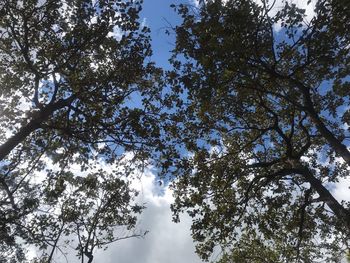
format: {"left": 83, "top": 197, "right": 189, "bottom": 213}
{"left": 333, "top": 177, "right": 350, "bottom": 203}
{"left": 331, "top": 156, "right": 350, "bottom": 204}
{"left": 256, "top": 0, "right": 316, "bottom": 31}
{"left": 287, "top": 0, "right": 316, "bottom": 23}
{"left": 188, "top": 0, "right": 316, "bottom": 31}
{"left": 93, "top": 171, "right": 203, "bottom": 263}
{"left": 189, "top": 0, "right": 200, "bottom": 7}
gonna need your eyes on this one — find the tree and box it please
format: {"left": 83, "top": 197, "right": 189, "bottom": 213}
{"left": 0, "top": 0, "right": 161, "bottom": 261}
{"left": 163, "top": 0, "right": 350, "bottom": 262}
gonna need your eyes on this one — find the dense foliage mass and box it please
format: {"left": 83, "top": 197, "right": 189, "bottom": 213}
{"left": 163, "top": 0, "right": 350, "bottom": 262}
{"left": 0, "top": 0, "right": 161, "bottom": 262}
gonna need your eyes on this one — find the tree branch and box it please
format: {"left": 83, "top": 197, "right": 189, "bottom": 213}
{"left": 0, "top": 96, "right": 75, "bottom": 162}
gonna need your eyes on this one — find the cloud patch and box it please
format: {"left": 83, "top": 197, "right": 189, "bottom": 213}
{"left": 93, "top": 171, "right": 203, "bottom": 263}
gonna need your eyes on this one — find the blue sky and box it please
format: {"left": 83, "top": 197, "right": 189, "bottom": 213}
{"left": 92, "top": 1, "right": 206, "bottom": 262}
{"left": 142, "top": 0, "right": 186, "bottom": 69}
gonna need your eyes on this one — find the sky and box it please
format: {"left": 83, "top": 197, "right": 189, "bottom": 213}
{"left": 91, "top": 3, "right": 205, "bottom": 262}
{"left": 141, "top": 0, "right": 184, "bottom": 69}
{"left": 24, "top": 1, "right": 349, "bottom": 262}
{"left": 92, "top": 170, "right": 204, "bottom": 263}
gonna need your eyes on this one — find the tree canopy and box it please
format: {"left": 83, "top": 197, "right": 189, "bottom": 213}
{"left": 163, "top": 0, "right": 350, "bottom": 262}
{"left": 0, "top": 0, "right": 161, "bottom": 262}
{"left": 1, "top": 0, "right": 350, "bottom": 262}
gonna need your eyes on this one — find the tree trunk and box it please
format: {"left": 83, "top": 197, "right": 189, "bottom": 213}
{"left": 294, "top": 163, "right": 350, "bottom": 229}
{"left": 294, "top": 79, "right": 350, "bottom": 166}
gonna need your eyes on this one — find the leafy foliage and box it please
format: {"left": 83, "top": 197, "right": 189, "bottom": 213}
{"left": 0, "top": 0, "right": 161, "bottom": 261}
{"left": 163, "top": 0, "right": 350, "bottom": 262}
